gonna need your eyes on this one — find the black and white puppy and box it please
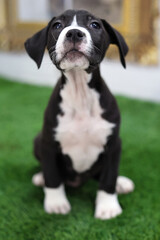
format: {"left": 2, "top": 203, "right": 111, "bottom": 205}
{"left": 25, "top": 10, "right": 134, "bottom": 220}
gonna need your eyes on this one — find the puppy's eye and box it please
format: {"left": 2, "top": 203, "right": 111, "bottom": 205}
{"left": 90, "top": 22, "right": 100, "bottom": 29}
{"left": 53, "top": 22, "right": 62, "bottom": 30}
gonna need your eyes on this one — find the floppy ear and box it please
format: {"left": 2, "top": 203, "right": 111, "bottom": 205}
{"left": 101, "top": 19, "right": 129, "bottom": 68}
{"left": 24, "top": 26, "right": 49, "bottom": 68}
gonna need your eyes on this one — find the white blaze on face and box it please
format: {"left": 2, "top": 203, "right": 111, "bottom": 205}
{"left": 71, "top": 15, "right": 78, "bottom": 27}
{"left": 55, "top": 15, "right": 93, "bottom": 70}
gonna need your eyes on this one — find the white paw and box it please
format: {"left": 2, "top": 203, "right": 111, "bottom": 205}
{"left": 95, "top": 191, "right": 122, "bottom": 220}
{"left": 32, "top": 172, "right": 44, "bottom": 186}
{"left": 44, "top": 185, "right": 71, "bottom": 215}
{"left": 116, "top": 176, "right": 135, "bottom": 194}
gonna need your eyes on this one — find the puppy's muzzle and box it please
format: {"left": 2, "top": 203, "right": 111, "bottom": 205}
{"left": 57, "top": 28, "right": 90, "bottom": 70}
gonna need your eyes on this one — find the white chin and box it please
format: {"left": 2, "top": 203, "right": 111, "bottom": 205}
{"left": 60, "top": 55, "right": 89, "bottom": 71}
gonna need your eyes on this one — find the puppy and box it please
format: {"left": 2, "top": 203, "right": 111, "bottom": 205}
{"left": 25, "top": 10, "right": 134, "bottom": 220}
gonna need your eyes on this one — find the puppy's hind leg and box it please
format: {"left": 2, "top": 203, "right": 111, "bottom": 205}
{"left": 116, "top": 176, "right": 135, "bottom": 194}
{"left": 32, "top": 172, "right": 44, "bottom": 187}
{"left": 32, "top": 133, "right": 44, "bottom": 187}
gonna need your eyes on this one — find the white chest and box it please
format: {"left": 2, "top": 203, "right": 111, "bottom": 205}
{"left": 55, "top": 70, "right": 115, "bottom": 173}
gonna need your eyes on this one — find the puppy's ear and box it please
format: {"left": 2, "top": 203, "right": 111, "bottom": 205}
{"left": 24, "top": 27, "right": 49, "bottom": 68}
{"left": 25, "top": 17, "right": 55, "bottom": 68}
{"left": 101, "top": 19, "right": 129, "bottom": 68}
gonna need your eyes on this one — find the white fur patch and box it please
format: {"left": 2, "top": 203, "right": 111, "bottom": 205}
{"left": 60, "top": 55, "right": 89, "bottom": 71}
{"left": 116, "top": 176, "right": 135, "bottom": 194}
{"left": 44, "top": 185, "right": 71, "bottom": 214}
{"left": 32, "top": 172, "right": 44, "bottom": 186}
{"left": 71, "top": 15, "right": 78, "bottom": 27}
{"left": 95, "top": 191, "right": 122, "bottom": 220}
{"left": 55, "top": 69, "right": 115, "bottom": 173}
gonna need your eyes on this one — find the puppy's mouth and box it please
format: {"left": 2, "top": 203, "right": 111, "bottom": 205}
{"left": 61, "top": 49, "right": 88, "bottom": 62}
{"left": 57, "top": 45, "right": 90, "bottom": 70}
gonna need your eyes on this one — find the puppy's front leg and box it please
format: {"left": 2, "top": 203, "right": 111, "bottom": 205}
{"left": 44, "top": 185, "right": 71, "bottom": 214}
{"left": 95, "top": 137, "right": 122, "bottom": 220}
{"left": 41, "top": 143, "right": 71, "bottom": 214}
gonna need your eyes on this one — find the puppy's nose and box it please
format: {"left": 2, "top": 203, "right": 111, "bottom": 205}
{"left": 66, "top": 29, "right": 85, "bottom": 42}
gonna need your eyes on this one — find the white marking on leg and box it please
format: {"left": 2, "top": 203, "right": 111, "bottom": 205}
{"left": 32, "top": 172, "right": 44, "bottom": 187}
{"left": 95, "top": 191, "right": 122, "bottom": 220}
{"left": 44, "top": 184, "right": 71, "bottom": 214}
{"left": 116, "top": 176, "right": 135, "bottom": 194}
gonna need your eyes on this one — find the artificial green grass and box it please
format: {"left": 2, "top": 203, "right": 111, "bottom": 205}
{"left": 0, "top": 77, "right": 160, "bottom": 240}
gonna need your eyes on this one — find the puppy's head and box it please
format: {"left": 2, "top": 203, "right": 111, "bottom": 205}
{"left": 25, "top": 10, "right": 128, "bottom": 72}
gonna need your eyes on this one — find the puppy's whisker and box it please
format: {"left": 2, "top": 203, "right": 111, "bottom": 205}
{"left": 51, "top": 32, "right": 57, "bottom": 42}
{"left": 93, "top": 45, "right": 102, "bottom": 54}
{"left": 50, "top": 50, "right": 57, "bottom": 62}
{"left": 48, "top": 45, "right": 56, "bottom": 53}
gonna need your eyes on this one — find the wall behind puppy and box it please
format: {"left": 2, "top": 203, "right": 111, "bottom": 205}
{"left": 0, "top": 0, "right": 159, "bottom": 65}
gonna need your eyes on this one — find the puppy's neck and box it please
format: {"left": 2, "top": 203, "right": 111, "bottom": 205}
{"left": 63, "top": 69, "right": 92, "bottom": 85}
{"left": 61, "top": 69, "right": 97, "bottom": 112}
{"left": 62, "top": 67, "right": 101, "bottom": 86}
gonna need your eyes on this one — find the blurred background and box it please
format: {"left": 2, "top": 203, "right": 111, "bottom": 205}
{"left": 0, "top": 2, "right": 160, "bottom": 239}
{"left": 0, "top": 0, "right": 160, "bottom": 101}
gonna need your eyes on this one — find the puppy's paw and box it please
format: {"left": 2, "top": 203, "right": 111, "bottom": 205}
{"left": 95, "top": 191, "right": 122, "bottom": 220}
{"left": 32, "top": 172, "right": 44, "bottom": 187}
{"left": 116, "top": 176, "right": 135, "bottom": 194}
{"left": 44, "top": 185, "right": 71, "bottom": 215}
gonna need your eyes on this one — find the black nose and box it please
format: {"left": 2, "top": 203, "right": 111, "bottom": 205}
{"left": 66, "top": 29, "right": 85, "bottom": 42}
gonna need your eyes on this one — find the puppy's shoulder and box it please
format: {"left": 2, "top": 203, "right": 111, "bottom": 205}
{"left": 99, "top": 77, "right": 121, "bottom": 125}
{"left": 43, "top": 77, "right": 64, "bottom": 124}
